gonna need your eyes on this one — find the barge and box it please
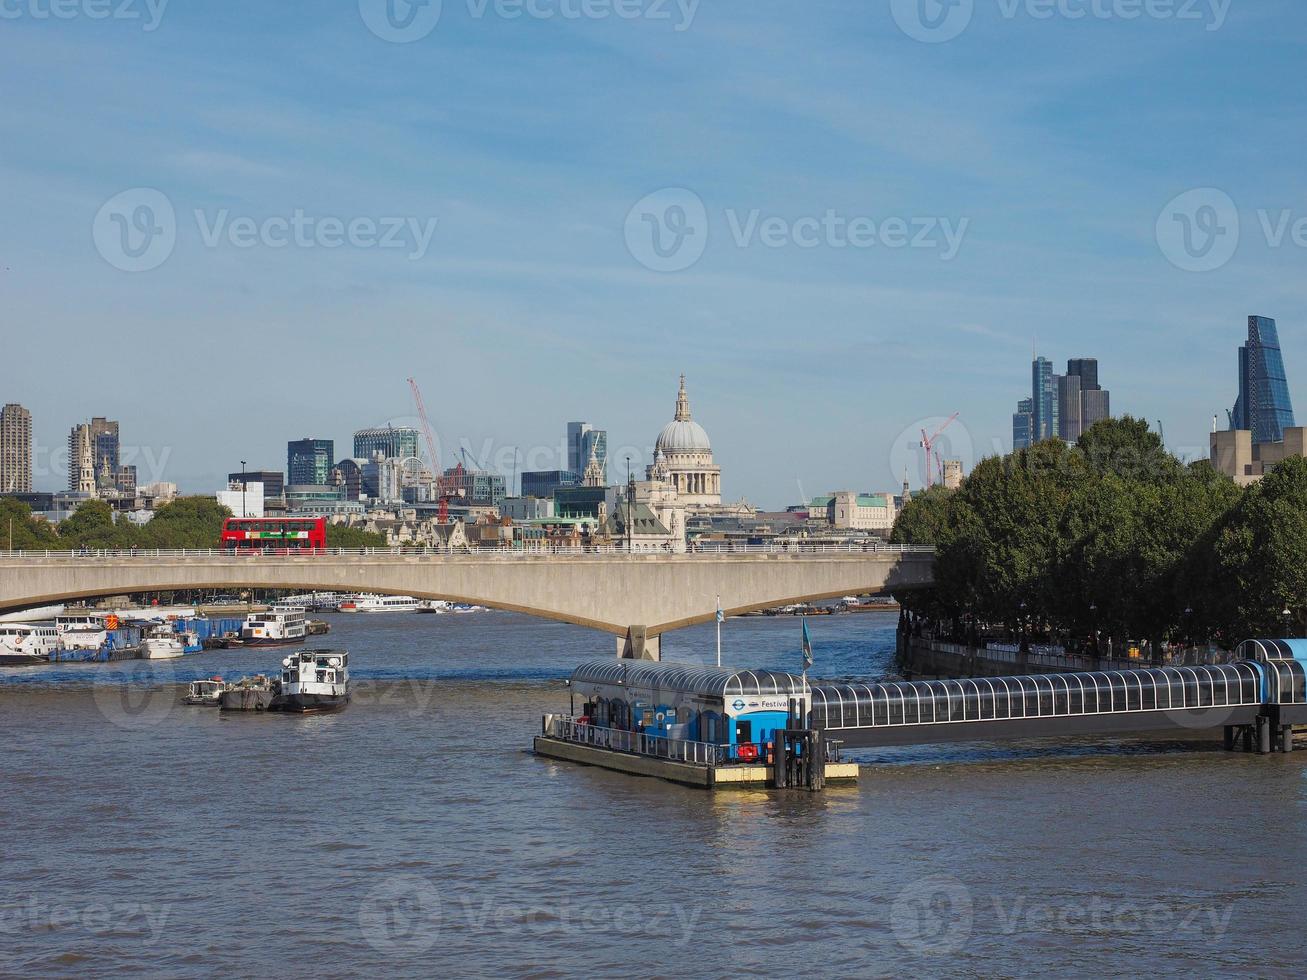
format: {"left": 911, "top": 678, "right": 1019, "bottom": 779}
{"left": 534, "top": 660, "right": 857, "bottom": 791}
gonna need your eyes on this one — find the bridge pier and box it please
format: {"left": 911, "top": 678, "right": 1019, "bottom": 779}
{"left": 618, "top": 626, "right": 660, "bottom": 661}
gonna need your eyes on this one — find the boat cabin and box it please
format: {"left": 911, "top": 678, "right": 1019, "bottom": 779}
{"left": 568, "top": 660, "right": 810, "bottom": 759}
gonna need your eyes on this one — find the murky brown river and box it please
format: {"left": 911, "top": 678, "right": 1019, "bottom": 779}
{"left": 2, "top": 611, "right": 1305, "bottom": 976}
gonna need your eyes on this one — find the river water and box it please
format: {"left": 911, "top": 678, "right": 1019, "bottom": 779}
{"left": 2, "top": 609, "right": 1305, "bottom": 977}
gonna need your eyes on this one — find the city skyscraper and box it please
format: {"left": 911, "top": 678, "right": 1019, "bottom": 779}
{"left": 353, "top": 426, "right": 420, "bottom": 462}
{"left": 566, "top": 422, "right": 590, "bottom": 473}
{"left": 287, "top": 438, "right": 334, "bottom": 485}
{"left": 1230, "top": 315, "right": 1296, "bottom": 444}
{"left": 566, "top": 422, "right": 607, "bottom": 484}
{"left": 1032, "top": 357, "right": 1057, "bottom": 441}
{"left": 1012, "top": 398, "right": 1034, "bottom": 451}
{"left": 90, "top": 417, "right": 119, "bottom": 489}
{"left": 0, "top": 403, "right": 32, "bottom": 493}
{"left": 1067, "top": 358, "right": 1099, "bottom": 393}
{"left": 1057, "top": 373, "right": 1083, "bottom": 442}
{"left": 68, "top": 423, "right": 96, "bottom": 493}
{"left": 1014, "top": 357, "right": 1111, "bottom": 449}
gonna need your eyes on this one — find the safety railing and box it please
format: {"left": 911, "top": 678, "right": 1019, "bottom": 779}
{"left": 0, "top": 543, "right": 935, "bottom": 561}
{"left": 546, "top": 716, "right": 729, "bottom": 766}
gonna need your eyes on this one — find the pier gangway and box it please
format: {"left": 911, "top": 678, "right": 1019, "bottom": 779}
{"left": 811, "top": 641, "right": 1307, "bottom": 753}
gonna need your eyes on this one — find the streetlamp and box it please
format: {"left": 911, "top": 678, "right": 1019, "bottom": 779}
{"left": 240, "top": 459, "right": 248, "bottom": 518}
{"left": 1019, "top": 601, "right": 1029, "bottom": 653}
{"left": 1283, "top": 607, "right": 1294, "bottom": 637}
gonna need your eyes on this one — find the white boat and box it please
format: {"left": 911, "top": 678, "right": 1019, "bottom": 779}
{"left": 416, "top": 600, "right": 451, "bottom": 614}
{"left": 451, "top": 603, "right": 488, "bottom": 614}
{"left": 185, "top": 676, "right": 227, "bottom": 706}
{"left": 241, "top": 607, "right": 308, "bottom": 646}
{"left": 337, "top": 594, "right": 422, "bottom": 613}
{"left": 0, "top": 624, "right": 59, "bottom": 666}
{"left": 56, "top": 613, "right": 110, "bottom": 651}
{"left": 140, "top": 623, "right": 184, "bottom": 660}
{"left": 269, "top": 649, "right": 350, "bottom": 713}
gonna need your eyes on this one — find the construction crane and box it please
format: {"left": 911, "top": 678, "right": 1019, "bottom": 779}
{"left": 407, "top": 377, "right": 450, "bottom": 523}
{"left": 920, "top": 413, "right": 959, "bottom": 489}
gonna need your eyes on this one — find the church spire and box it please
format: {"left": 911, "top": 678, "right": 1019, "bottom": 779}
{"left": 675, "top": 374, "right": 691, "bottom": 422}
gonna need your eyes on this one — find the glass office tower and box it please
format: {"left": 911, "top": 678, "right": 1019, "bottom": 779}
{"left": 287, "top": 438, "right": 335, "bottom": 486}
{"left": 1031, "top": 357, "right": 1057, "bottom": 441}
{"left": 1231, "top": 315, "right": 1296, "bottom": 444}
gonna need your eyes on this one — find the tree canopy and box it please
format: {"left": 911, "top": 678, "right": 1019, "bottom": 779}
{"left": 890, "top": 416, "right": 1298, "bottom": 648}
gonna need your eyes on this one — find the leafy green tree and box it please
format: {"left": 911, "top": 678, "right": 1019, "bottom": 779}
{"left": 0, "top": 497, "right": 62, "bottom": 550}
{"left": 57, "top": 499, "right": 131, "bottom": 549}
{"left": 1209, "top": 456, "right": 1307, "bottom": 639}
{"left": 136, "top": 497, "right": 232, "bottom": 549}
{"left": 326, "top": 524, "right": 387, "bottom": 548}
{"left": 935, "top": 439, "right": 1085, "bottom": 632}
{"left": 1077, "top": 416, "right": 1179, "bottom": 483}
{"left": 890, "top": 485, "right": 952, "bottom": 546}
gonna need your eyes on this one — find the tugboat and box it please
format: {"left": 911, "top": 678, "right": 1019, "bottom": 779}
{"left": 269, "top": 650, "right": 350, "bottom": 713}
{"left": 184, "top": 676, "right": 227, "bottom": 706}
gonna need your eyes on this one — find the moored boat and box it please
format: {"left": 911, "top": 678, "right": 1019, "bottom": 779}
{"left": 269, "top": 650, "right": 350, "bottom": 713}
{"left": 185, "top": 676, "right": 227, "bottom": 706}
{"left": 0, "top": 624, "right": 59, "bottom": 666}
{"left": 140, "top": 623, "right": 185, "bottom": 660}
{"left": 240, "top": 607, "right": 308, "bottom": 646}
{"left": 338, "top": 595, "right": 421, "bottom": 613}
{"left": 218, "top": 674, "right": 276, "bottom": 712}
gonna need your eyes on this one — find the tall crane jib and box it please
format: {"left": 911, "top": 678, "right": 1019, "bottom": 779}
{"left": 407, "top": 377, "right": 451, "bottom": 522}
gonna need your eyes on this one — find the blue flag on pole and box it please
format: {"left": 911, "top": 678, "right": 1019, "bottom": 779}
{"left": 716, "top": 596, "right": 724, "bottom": 624}
{"left": 801, "top": 618, "right": 813, "bottom": 670}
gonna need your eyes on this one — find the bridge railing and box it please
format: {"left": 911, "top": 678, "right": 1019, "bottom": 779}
{"left": 0, "top": 543, "right": 935, "bottom": 560}
{"left": 547, "top": 716, "right": 728, "bottom": 766}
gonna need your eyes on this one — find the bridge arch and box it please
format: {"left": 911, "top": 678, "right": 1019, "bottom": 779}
{"left": 0, "top": 549, "right": 935, "bottom": 656}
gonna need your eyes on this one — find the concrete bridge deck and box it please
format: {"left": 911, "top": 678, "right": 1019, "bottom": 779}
{"left": 0, "top": 545, "right": 934, "bottom": 658}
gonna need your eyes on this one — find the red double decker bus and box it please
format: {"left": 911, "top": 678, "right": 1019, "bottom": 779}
{"left": 220, "top": 517, "right": 327, "bottom": 553}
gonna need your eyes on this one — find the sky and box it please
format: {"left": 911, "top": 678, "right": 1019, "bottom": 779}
{"left": 2, "top": 0, "right": 1305, "bottom": 508}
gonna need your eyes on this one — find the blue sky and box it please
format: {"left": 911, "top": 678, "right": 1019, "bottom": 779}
{"left": 2, "top": 0, "right": 1305, "bottom": 507}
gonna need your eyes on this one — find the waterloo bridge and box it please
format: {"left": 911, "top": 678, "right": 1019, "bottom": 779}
{"left": 0, "top": 545, "right": 935, "bottom": 659}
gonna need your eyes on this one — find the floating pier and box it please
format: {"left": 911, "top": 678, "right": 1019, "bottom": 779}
{"left": 535, "top": 661, "right": 857, "bottom": 791}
